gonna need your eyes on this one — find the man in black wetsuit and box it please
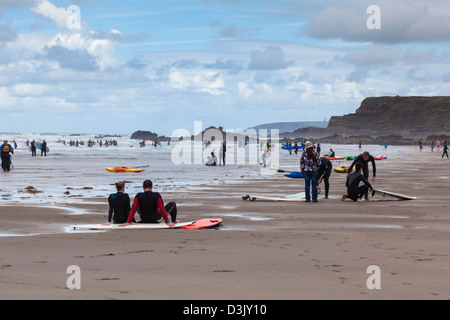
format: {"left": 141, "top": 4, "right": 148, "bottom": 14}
{"left": 1, "top": 140, "right": 14, "bottom": 172}
{"left": 342, "top": 162, "right": 373, "bottom": 202}
{"left": 347, "top": 151, "right": 376, "bottom": 184}
{"left": 317, "top": 157, "right": 332, "bottom": 199}
{"left": 103, "top": 181, "right": 131, "bottom": 225}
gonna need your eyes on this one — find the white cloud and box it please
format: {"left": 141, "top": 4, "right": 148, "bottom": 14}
{"left": 248, "top": 46, "right": 294, "bottom": 70}
{"left": 168, "top": 68, "right": 227, "bottom": 95}
{"left": 303, "top": 0, "right": 450, "bottom": 43}
{"left": 238, "top": 81, "right": 253, "bottom": 99}
{"left": 32, "top": 0, "right": 71, "bottom": 30}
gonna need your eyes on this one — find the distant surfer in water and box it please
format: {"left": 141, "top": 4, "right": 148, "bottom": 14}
{"left": 0, "top": 140, "right": 14, "bottom": 172}
{"left": 41, "top": 139, "right": 47, "bottom": 157}
{"left": 342, "top": 162, "right": 373, "bottom": 202}
{"left": 120, "top": 179, "right": 179, "bottom": 228}
{"left": 30, "top": 139, "right": 37, "bottom": 157}
{"left": 103, "top": 181, "right": 131, "bottom": 225}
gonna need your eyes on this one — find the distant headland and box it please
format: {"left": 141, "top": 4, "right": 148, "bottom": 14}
{"left": 131, "top": 96, "right": 450, "bottom": 146}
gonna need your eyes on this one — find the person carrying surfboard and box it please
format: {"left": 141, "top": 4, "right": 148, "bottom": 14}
{"left": 120, "top": 179, "right": 179, "bottom": 228}
{"left": 342, "top": 162, "right": 373, "bottom": 203}
{"left": 0, "top": 140, "right": 14, "bottom": 172}
{"left": 30, "top": 139, "right": 37, "bottom": 157}
{"left": 41, "top": 140, "right": 47, "bottom": 157}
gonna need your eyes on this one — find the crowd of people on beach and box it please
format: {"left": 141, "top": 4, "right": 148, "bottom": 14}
{"left": 57, "top": 139, "right": 118, "bottom": 147}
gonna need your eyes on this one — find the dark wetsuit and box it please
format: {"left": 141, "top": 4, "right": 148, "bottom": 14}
{"left": 346, "top": 171, "right": 372, "bottom": 201}
{"left": 127, "top": 191, "right": 177, "bottom": 224}
{"left": 108, "top": 192, "right": 131, "bottom": 224}
{"left": 348, "top": 154, "right": 376, "bottom": 179}
{"left": 0, "top": 144, "right": 14, "bottom": 172}
{"left": 317, "top": 157, "right": 332, "bottom": 198}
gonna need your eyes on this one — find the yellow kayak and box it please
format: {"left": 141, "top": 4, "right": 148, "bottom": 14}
{"left": 105, "top": 166, "right": 145, "bottom": 173}
{"left": 333, "top": 165, "right": 354, "bottom": 173}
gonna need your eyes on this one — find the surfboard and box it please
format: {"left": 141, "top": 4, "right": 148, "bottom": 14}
{"left": 34, "top": 142, "right": 49, "bottom": 153}
{"left": 71, "top": 221, "right": 196, "bottom": 230}
{"left": 242, "top": 192, "right": 306, "bottom": 202}
{"left": 181, "top": 218, "right": 223, "bottom": 229}
{"left": 372, "top": 189, "right": 416, "bottom": 200}
{"left": 284, "top": 172, "right": 303, "bottom": 179}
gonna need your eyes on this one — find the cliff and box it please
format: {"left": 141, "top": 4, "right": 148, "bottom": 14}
{"left": 327, "top": 96, "right": 450, "bottom": 137}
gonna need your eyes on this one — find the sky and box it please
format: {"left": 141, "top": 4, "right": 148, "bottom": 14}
{"left": 0, "top": 0, "right": 449, "bottom": 135}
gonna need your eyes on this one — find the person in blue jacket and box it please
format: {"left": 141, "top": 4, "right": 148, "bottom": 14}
{"left": 1, "top": 140, "right": 14, "bottom": 172}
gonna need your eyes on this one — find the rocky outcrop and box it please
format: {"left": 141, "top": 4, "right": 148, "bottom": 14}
{"left": 326, "top": 96, "right": 450, "bottom": 137}
{"left": 130, "top": 130, "right": 170, "bottom": 141}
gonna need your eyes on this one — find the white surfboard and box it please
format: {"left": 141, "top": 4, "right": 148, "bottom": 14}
{"left": 242, "top": 192, "right": 306, "bottom": 202}
{"left": 71, "top": 221, "right": 196, "bottom": 230}
{"left": 372, "top": 189, "right": 416, "bottom": 200}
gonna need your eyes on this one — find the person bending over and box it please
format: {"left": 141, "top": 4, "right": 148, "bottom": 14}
{"left": 342, "top": 162, "right": 373, "bottom": 202}
{"left": 120, "top": 179, "right": 179, "bottom": 228}
{"left": 317, "top": 156, "right": 332, "bottom": 199}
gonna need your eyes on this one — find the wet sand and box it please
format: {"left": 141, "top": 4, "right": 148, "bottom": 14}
{"left": 1, "top": 149, "right": 449, "bottom": 300}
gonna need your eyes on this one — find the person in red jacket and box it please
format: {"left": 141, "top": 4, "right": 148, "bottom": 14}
{"left": 120, "top": 179, "right": 179, "bottom": 228}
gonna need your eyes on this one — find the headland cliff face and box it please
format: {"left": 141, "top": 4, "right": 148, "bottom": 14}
{"left": 327, "top": 96, "right": 450, "bottom": 138}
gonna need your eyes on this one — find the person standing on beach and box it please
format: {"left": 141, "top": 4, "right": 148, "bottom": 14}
{"left": 300, "top": 141, "right": 321, "bottom": 203}
{"left": 0, "top": 140, "right": 14, "bottom": 172}
{"left": 317, "top": 156, "right": 332, "bottom": 199}
{"left": 30, "top": 139, "right": 37, "bottom": 157}
{"left": 219, "top": 142, "right": 226, "bottom": 166}
{"left": 120, "top": 179, "right": 179, "bottom": 228}
{"left": 41, "top": 140, "right": 47, "bottom": 157}
{"left": 342, "top": 162, "right": 373, "bottom": 202}
{"left": 103, "top": 181, "right": 131, "bottom": 225}
{"left": 442, "top": 141, "right": 449, "bottom": 159}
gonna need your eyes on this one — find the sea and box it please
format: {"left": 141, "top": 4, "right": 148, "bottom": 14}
{"left": 0, "top": 132, "right": 419, "bottom": 209}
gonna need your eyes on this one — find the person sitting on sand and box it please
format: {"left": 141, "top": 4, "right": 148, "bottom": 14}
{"left": 342, "top": 162, "right": 373, "bottom": 202}
{"left": 205, "top": 152, "right": 217, "bottom": 166}
{"left": 120, "top": 179, "right": 179, "bottom": 228}
{"left": 103, "top": 181, "right": 131, "bottom": 225}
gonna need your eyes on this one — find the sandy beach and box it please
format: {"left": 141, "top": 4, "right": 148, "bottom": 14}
{"left": 0, "top": 143, "right": 449, "bottom": 300}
